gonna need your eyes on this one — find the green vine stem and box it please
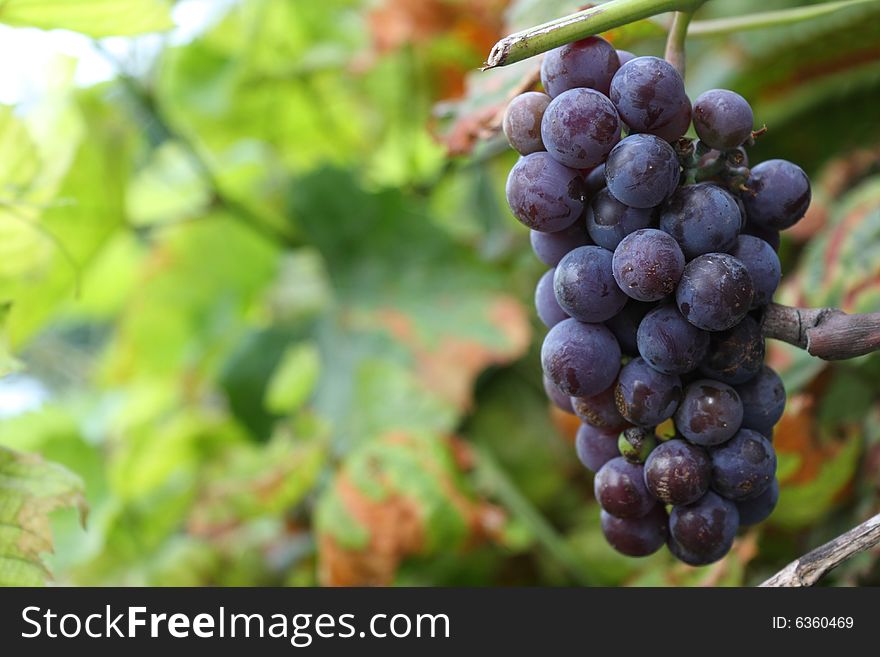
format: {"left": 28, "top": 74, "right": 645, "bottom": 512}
{"left": 688, "top": 0, "right": 878, "bottom": 37}
{"left": 664, "top": 8, "right": 699, "bottom": 77}
{"left": 484, "top": 0, "right": 709, "bottom": 69}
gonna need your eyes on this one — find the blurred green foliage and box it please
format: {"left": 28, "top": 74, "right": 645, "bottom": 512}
{"left": 0, "top": 0, "right": 878, "bottom": 587}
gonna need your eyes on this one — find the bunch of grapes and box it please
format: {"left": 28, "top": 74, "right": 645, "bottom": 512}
{"left": 504, "top": 37, "right": 808, "bottom": 565}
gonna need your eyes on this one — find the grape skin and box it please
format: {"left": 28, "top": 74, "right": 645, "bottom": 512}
{"left": 643, "top": 439, "right": 710, "bottom": 506}
{"left": 637, "top": 304, "right": 709, "bottom": 375}
{"left": 530, "top": 222, "right": 592, "bottom": 267}
{"left": 543, "top": 374, "right": 575, "bottom": 414}
{"left": 692, "top": 89, "right": 754, "bottom": 150}
{"left": 540, "top": 36, "right": 620, "bottom": 97}
{"left": 614, "top": 357, "right": 683, "bottom": 427}
{"left": 584, "top": 163, "right": 607, "bottom": 197}
{"left": 709, "top": 428, "right": 776, "bottom": 501}
{"left": 542, "top": 88, "right": 621, "bottom": 169}
{"left": 575, "top": 423, "right": 622, "bottom": 473}
{"left": 737, "top": 479, "right": 779, "bottom": 526}
{"left": 506, "top": 152, "right": 585, "bottom": 232}
{"left": 542, "top": 318, "right": 622, "bottom": 397}
{"left": 735, "top": 366, "right": 786, "bottom": 435}
{"left": 674, "top": 379, "right": 744, "bottom": 446}
{"left": 605, "top": 299, "right": 654, "bottom": 356}
{"left": 741, "top": 221, "right": 780, "bottom": 251}
{"left": 659, "top": 183, "right": 742, "bottom": 260}
{"left": 605, "top": 134, "right": 681, "bottom": 208}
{"left": 594, "top": 456, "right": 656, "bottom": 518}
{"left": 571, "top": 384, "right": 630, "bottom": 433}
{"left": 612, "top": 229, "right": 685, "bottom": 302}
{"left": 729, "top": 234, "right": 781, "bottom": 308}
{"left": 676, "top": 253, "right": 754, "bottom": 331}
{"left": 699, "top": 315, "right": 765, "bottom": 385}
{"left": 742, "top": 159, "right": 811, "bottom": 230}
{"left": 669, "top": 491, "right": 739, "bottom": 566}
{"left": 503, "top": 91, "right": 551, "bottom": 155}
{"left": 609, "top": 56, "right": 690, "bottom": 139}
{"left": 555, "top": 245, "right": 628, "bottom": 323}
{"left": 586, "top": 188, "right": 656, "bottom": 251}
{"left": 615, "top": 50, "right": 636, "bottom": 67}
{"left": 535, "top": 268, "right": 569, "bottom": 327}
{"left": 600, "top": 505, "right": 668, "bottom": 557}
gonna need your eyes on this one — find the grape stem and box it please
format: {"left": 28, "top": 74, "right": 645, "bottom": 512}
{"left": 761, "top": 512, "right": 880, "bottom": 586}
{"left": 483, "top": 0, "right": 709, "bottom": 69}
{"left": 664, "top": 10, "right": 696, "bottom": 77}
{"left": 761, "top": 303, "right": 880, "bottom": 361}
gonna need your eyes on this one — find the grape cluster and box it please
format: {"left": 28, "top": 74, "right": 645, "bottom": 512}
{"left": 504, "top": 38, "right": 806, "bottom": 566}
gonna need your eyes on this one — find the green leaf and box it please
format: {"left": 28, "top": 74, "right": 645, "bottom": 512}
{"left": 265, "top": 342, "right": 321, "bottom": 415}
{"left": 0, "top": 446, "right": 86, "bottom": 586}
{"left": 0, "top": 0, "right": 174, "bottom": 37}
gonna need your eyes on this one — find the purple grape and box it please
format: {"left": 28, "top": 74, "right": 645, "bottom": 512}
{"left": 669, "top": 491, "right": 739, "bottom": 566}
{"left": 674, "top": 379, "right": 743, "bottom": 446}
{"left": 614, "top": 357, "right": 682, "bottom": 426}
{"left": 643, "top": 439, "right": 710, "bottom": 505}
{"left": 541, "top": 88, "right": 621, "bottom": 169}
{"left": 735, "top": 366, "right": 786, "bottom": 434}
{"left": 554, "top": 245, "right": 628, "bottom": 323}
{"left": 650, "top": 94, "right": 692, "bottom": 142}
{"left": 676, "top": 253, "right": 754, "bottom": 331}
{"left": 737, "top": 479, "right": 779, "bottom": 526}
{"left": 586, "top": 188, "right": 656, "bottom": 251}
{"left": 709, "top": 428, "right": 776, "bottom": 500}
{"left": 572, "top": 384, "right": 630, "bottom": 433}
{"left": 698, "top": 316, "right": 764, "bottom": 385}
{"left": 604, "top": 299, "right": 654, "bottom": 356}
{"left": 506, "top": 152, "right": 585, "bottom": 233}
{"left": 615, "top": 49, "right": 636, "bottom": 67}
{"left": 503, "top": 91, "right": 551, "bottom": 155}
{"left": 535, "top": 269, "right": 569, "bottom": 327}
{"left": 530, "top": 222, "right": 592, "bottom": 267}
{"left": 605, "top": 134, "right": 680, "bottom": 208}
{"left": 594, "top": 456, "right": 655, "bottom": 518}
{"left": 612, "top": 228, "right": 685, "bottom": 302}
{"left": 543, "top": 374, "right": 575, "bottom": 414}
{"left": 741, "top": 221, "right": 780, "bottom": 252}
{"left": 609, "top": 56, "right": 690, "bottom": 139}
{"left": 637, "top": 304, "right": 709, "bottom": 375}
{"left": 600, "top": 505, "right": 668, "bottom": 557}
{"left": 541, "top": 318, "right": 622, "bottom": 397}
{"left": 729, "top": 235, "right": 781, "bottom": 308}
{"left": 575, "top": 423, "right": 621, "bottom": 473}
{"left": 659, "top": 183, "right": 742, "bottom": 260}
{"left": 540, "top": 36, "right": 620, "bottom": 97}
{"left": 692, "top": 89, "right": 754, "bottom": 150}
{"left": 583, "top": 163, "right": 607, "bottom": 197}
{"left": 742, "top": 159, "right": 811, "bottom": 230}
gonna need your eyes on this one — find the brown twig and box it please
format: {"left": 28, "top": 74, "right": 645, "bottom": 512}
{"left": 761, "top": 513, "right": 880, "bottom": 586}
{"left": 761, "top": 303, "right": 880, "bottom": 361}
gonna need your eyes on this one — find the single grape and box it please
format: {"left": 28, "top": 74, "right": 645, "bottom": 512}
{"left": 541, "top": 88, "right": 621, "bottom": 169}
{"left": 543, "top": 374, "right": 575, "bottom": 414}
{"left": 615, "top": 49, "right": 636, "bottom": 67}
{"left": 668, "top": 491, "right": 739, "bottom": 566}
{"left": 584, "top": 163, "right": 607, "bottom": 197}
{"left": 659, "top": 183, "right": 741, "bottom": 260}
{"left": 605, "top": 134, "right": 681, "bottom": 208}
{"left": 735, "top": 366, "right": 786, "bottom": 434}
{"left": 698, "top": 315, "right": 765, "bottom": 385}
{"left": 674, "top": 379, "right": 743, "bottom": 446}
{"left": 737, "top": 479, "right": 779, "bottom": 526}
{"left": 554, "top": 245, "right": 628, "bottom": 323}
{"left": 542, "top": 318, "right": 622, "bottom": 397}
{"left": 637, "top": 304, "right": 710, "bottom": 375}
{"left": 594, "top": 456, "right": 655, "bottom": 518}
{"left": 600, "top": 505, "right": 668, "bottom": 557}
{"left": 530, "top": 222, "right": 592, "bottom": 267}
{"left": 729, "top": 235, "right": 781, "bottom": 308}
{"left": 709, "top": 428, "right": 776, "bottom": 500}
{"left": 605, "top": 299, "right": 654, "bottom": 356}
{"left": 650, "top": 94, "right": 692, "bottom": 143}
{"left": 742, "top": 159, "right": 811, "bottom": 230}
{"left": 612, "top": 228, "right": 685, "bottom": 302}
{"left": 614, "top": 357, "right": 682, "bottom": 426}
{"left": 535, "top": 269, "right": 569, "bottom": 327}
{"left": 609, "top": 56, "right": 690, "bottom": 138}
{"left": 692, "top": 89, "right": 754, "bottom": 150}
{"left": 741, "top": 221, "right": 780, "bottom": 252}
{"left": 571, "top": 384, "right": 630, "bottom": 433}
{"left": 540, "top": 36, "right": 620, "bottom": 97}
{"left": 676, "top": 253, "right": 754, "bottom": 331}
{"left": 586, "top": 188, "right": 656, "bottom": 251}
{"left": 643, "top": 439, "right": 711, "bottom": 506}
{"left": 575, "top": 423, "right": 621, "bottom": 473}
{"left": 506, "top": 152, "right": 585, "bottom": 232}
{"left": 503, "top": 91, "right": 551, "bottom": 155}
